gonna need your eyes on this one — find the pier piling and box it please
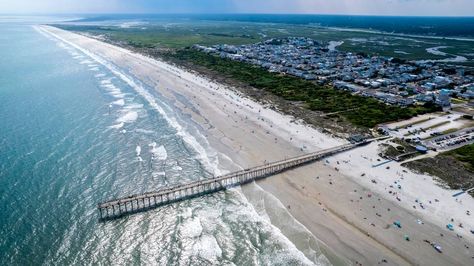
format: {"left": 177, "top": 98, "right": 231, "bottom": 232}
{"left": 98, "top": 140, "right": 375, "bottom": 221}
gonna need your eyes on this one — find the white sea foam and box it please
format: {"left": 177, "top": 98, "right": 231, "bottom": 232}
{"left": 94, "top": 73, "right": 106, "bottom": 78}
{"left": 181, "top": 217, "right": 203, "bottom": 238}
{"left": 149, "top": 142, "right": 167, "bottom": 160}
{"left": 123, "top": 103, "right": 143, "bottom": 109}
{"left": 45, "top": 36, "right": 222, "bottom": 174}
{"left": 101, "top": 84, "right": 117, "bottom": 91}
{"left": 136, "top": 145, "right": 141, "bottom": 157}
{"left": 193, "top": 235, "right": 222, "bottom": 262}
{"left": 111, "top": 99, "right": 125, "bottom": 106}
{"left": 135, "top": 128, "right": 154, "bottom": 134}
{"left": 100, "top": 81, "right": 126, "bottom": 97}
{"left": 152, "top": 171, "right": 166, "bottom": 177}
{"left": 117, "top": 111, "right": 138, "bottom": 123}
{"left": 107, "top": 89, "right": 125, "bottom": 98}
{"left": 172, "top": 164, "right": 183, "bottom": 171}
{"left": 103, "top": 85, "right": 126, "bottom": 98}
{"left": 106, "top": 87, "right": 120, "bottom": 93}
{"left": 112, "top": 93, "right": 126, "bottom": 99}
{"left": 109, "top": 122, "right": 124, "bottom": 129}
{"left": 100, "top": 79, "right": 112, "bottom": 85}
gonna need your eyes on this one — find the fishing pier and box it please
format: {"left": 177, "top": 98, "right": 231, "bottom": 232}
{"left": 98, "top": 140, "right": 376, "bottom": 220}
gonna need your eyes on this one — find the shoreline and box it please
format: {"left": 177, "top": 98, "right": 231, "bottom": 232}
{"left": 41, "top": 25, "right": 474, "bottom": 265}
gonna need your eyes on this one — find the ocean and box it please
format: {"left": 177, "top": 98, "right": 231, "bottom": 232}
{"left": 0, "top": 17, "right": 328, "bottom": 265}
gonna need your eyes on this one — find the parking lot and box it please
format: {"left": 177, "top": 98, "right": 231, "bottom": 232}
{"left": 424, "top": 127, "right": 474, "bottom": 151}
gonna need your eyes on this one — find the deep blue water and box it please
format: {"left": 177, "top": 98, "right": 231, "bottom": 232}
{"left": 73, "top": 14, "right": 474, "bottom": 37}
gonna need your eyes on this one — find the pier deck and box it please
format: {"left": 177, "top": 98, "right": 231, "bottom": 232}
{"left": 98, "top": 140, "right": 375, "bottom": 220}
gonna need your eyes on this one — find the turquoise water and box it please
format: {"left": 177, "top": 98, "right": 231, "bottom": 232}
{"left": 0, "top": 18, "right": 326, "bottom": 265}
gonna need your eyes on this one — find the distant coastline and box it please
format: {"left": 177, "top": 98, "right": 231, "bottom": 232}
{"left": 70, "top": 14, "right": 474, "bottom": 38}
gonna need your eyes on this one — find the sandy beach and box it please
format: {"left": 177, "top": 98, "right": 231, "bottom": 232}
{"left": 40, "top": 25, "right": 474, "bottom": 265}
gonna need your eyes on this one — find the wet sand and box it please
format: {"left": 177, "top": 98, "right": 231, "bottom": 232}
{"left": 42, "top": 25, "right": 474, "bottom": 265}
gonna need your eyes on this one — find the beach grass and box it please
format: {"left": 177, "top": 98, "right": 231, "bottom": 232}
{"left": 168, "top": 48, "right": 441, "bottom": 128}
{"left": 444, "top": 143, "right": 474, "bottom": 171}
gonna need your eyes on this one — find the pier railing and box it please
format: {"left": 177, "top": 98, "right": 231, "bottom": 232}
{"left": 98, "top": 140, "right": 371, "bottom": 220}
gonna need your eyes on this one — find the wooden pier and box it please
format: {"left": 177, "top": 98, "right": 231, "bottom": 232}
{"left": 98, "top": 140, "right": 372, "bottom": 220}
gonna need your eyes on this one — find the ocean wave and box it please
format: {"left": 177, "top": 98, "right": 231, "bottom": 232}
{"left": 106, "top": 88, "right": 121, "bottom": 94}
{"left": 123, "top": 103, "right": 143, "bottom": 109}
{"left": 79, "top": 59, "right": 93, "bottom": 65}
{"left": 52, "top": 41, "right": 221, "bottom": 175}
{"left": 135, "top": 128, "right": 154, "bottom": 134}
{"left": 100, "top": 78, "right": 113, "bottom": 85}
{"left": 117, "top": 111, "right": 138, "bottom": 123}
{"left": 111, "top": 93, "right": 126, "bottom": 99}
{"left": 105, "top": 86, "right": 126, "bottom": 98}
{"left": 135, "top": 145, "right": 141, "bottom": 157}
{"left": 40, "top": 27, "right": 335, "bottom": 265}
{"left": 193, "top": 235, "right": 222, "bottom": 263}
{"left": 149, "top": 142, "right": 167, "bottom": 160}
{"left": 109, "top": 122, "right": 124, "bottom": 129}
{"left": 171, "top": 163, "right": 183, "bottom": 171}
{"left": 98, "top": 80, "right": 128, "bottom": 98}
{"left": 111, "top": 99, "right": 125, "bottom": 106}
{"left": 152, "top": 171, "right": 166, "bottom": 177}
{"left": 101, "top": 84, "right": 117, "bottom": 91}
{"left": 180, "top": 217, "right": 203, "bottom": 238}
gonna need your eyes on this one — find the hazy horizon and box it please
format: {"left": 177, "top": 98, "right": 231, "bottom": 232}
{"left": 1, "top": 13, "right": 474, "bottom": 18}
{"left": 0, "top": 0, "right": 473, "bottom": 17}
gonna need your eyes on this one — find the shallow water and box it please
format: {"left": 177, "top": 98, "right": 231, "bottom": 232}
{"left": 0, "top": 18, "right": 334, "bottom": 265}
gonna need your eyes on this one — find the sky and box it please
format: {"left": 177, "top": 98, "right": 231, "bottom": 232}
{"left": 0, "top": 0, "right": 473, "bottom": 16}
